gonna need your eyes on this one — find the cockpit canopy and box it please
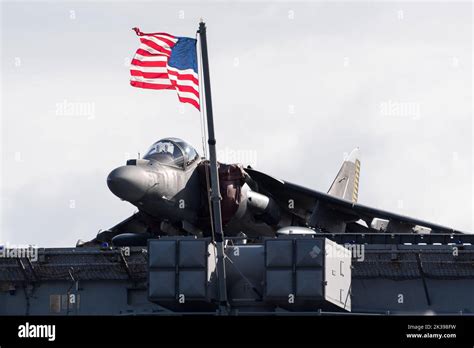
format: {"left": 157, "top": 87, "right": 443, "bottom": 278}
{"left": 143, "top": 138, "right": 199, "bottom": 169}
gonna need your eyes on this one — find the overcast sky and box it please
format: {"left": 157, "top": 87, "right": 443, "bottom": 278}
{"left": 0, "top": 1, "right": 472, "bottom": 247}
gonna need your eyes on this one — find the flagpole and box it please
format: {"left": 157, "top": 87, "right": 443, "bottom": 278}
{"left": 196, "top": 33, "right": 208, "bottom": 159}
{"left": 198, "top": 20, "right": 228, "bottom": 311}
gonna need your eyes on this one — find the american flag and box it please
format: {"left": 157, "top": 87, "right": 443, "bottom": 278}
{"left": 130, "top": 28, "right": 200, "bottom": 110}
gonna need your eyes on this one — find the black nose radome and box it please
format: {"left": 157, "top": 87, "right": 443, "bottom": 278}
{"left": 107, "top": 166, "right": 153, "bottom": 202}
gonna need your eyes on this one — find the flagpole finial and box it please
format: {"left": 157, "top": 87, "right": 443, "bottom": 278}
{"left": 198, "top": 20, "right": 206, "bottom": 34}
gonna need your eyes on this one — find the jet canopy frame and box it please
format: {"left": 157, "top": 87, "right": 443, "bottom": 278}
{"left": 144, "top": 138, "right": 199, "bottom": 170}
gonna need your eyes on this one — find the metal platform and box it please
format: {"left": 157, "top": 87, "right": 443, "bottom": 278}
{"left": 1, "top": 234, "right": 473, "bottom": 315}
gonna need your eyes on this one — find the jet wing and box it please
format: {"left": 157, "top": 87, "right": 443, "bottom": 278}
{"left": 245, "top": 168, "right": 466, "bottom": 234}
{"left": 89, "top": 212, "right": 155, "bottom": 244}
{"left": 77, "top": 212, "right": 153, "bottom": 247}
{"left": 108, "top": 212, "right": 150, "bottom": 235}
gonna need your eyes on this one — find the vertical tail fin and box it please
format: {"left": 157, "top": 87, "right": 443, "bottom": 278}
{"left": 327, "top": 148, "right": 361, "bottom": 203}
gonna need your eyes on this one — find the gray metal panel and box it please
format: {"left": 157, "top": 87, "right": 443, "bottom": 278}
{"left": 265, "top": 269, "right": 293, "bottom": 297}
{"left": 178, "top": 270, "right": 207, "bottom": 298}
{"left": 295, "top": 239, "right": 324, "bottom": 267}
{"left": 179, "top": 240, "right": 207, "bottom": 268}
{"left": 266, "top": 240, "right": 293, "bottom": 267}
{"left": 296, "top": 270, "right": 323, "bottom": 297}
{"left": 149, "top": 240, "right": 176, "bottom": 268}
{"left": 148, "top": 270, "right": 175, "bottom": 299}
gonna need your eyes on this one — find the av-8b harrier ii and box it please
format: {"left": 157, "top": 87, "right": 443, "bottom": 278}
{"left": 82, "top": 137, "right": 464, "bottom": 247}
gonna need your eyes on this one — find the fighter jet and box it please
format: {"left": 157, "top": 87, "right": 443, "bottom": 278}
{"left": 81, "top": 137, "right": 464, "bottom": 247}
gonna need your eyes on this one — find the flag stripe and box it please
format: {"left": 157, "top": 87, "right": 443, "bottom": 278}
{"left": 139, "top": 38, "right": 172, "bottom": 56}
{"left": 133, "top": 54, "right": 168, "bottom": 62}
{"left": 135, "top": 48, "right": 161, "bottom": 57}
{"left": 171, "top": 83, "right": 199, "bottom": 98}
{"left": 139, "top": 32, "right": 177, "bottom": 43}
{"left": 137, "top": 43, "right": 168, "bottom": 56}
{"left": 130, "top": 70, "right": 169, "bottom": 79}
{"left": 131, "top": 59, "right": 168, "bottom": 68}
{"left": 175, "top": 88, "right": 199, "bottom": 102}
{"left": 168, "top": 77, "right": 199, "bottom": 88}
{"left": 142, "top": 35, "right": 176, "bottom": 50}
{"left": 168, "top": 70, "right": 199, "bottom": 85}
{"left": 130, "top": 76, "right": 173, "bottom": 86}
{"left": 177, "top": 95, "right": 200, "bottom": 109}
{"left": 155, "top": 36, "right": 177, "bottom": 47}
{"left": 130, "top": 80, "right": 174, "bottom": 90}
{"left": 131, "top": 65, "right": 168, "bottom": 73}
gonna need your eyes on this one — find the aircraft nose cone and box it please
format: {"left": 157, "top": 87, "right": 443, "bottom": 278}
{"left": 107, "top": 165, "right": 153, "bottom": 202}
